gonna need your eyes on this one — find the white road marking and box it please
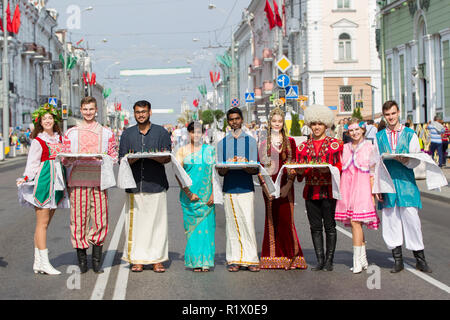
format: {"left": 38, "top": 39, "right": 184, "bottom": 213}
{"left": 90, "top": 210, "right": 125, "bottom": 300}
{"left": 388, "top": 258, "right": 450, "bottom": 294}
{"left": 337, "top": 224, "right": 450, "bottom": 294}
{"left": 112, "top": 260, "right": 130, "bottom": 300}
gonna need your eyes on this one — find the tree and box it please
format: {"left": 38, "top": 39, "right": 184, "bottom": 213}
{"left": 200, "top": 109, "right": 214, "bottom": 125}
{"left": 290, "top": 112, "right": 302, "bottom": 136}
{"left": 213, "top": 109, "right": 225, "bottom": 121}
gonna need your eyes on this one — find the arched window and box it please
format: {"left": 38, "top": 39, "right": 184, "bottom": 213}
{"left": 339, "top": 33, "right": 352, "bottom": 60}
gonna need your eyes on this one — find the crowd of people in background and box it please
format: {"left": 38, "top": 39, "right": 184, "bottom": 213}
{"left": 166, "top": 114, "right": 449, "bottom": 168}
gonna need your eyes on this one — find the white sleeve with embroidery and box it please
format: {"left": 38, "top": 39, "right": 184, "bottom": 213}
{"left": 23, "top": 139, "right": 43, "bottom": 180}
{"left": 404, "top": 134, "right": 421, "bottom": 169}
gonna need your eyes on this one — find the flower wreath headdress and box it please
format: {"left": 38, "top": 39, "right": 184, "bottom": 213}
{"left": 31, "top": 103, "right": 61, "bottom": 125}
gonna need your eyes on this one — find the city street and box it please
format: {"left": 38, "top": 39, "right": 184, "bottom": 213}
{"left": 0, "top": 160, "right": 449, "bottom": 301}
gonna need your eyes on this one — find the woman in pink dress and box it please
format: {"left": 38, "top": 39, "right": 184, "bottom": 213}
{"left": 335, "top": 118, "right": 380, "bottom": 274}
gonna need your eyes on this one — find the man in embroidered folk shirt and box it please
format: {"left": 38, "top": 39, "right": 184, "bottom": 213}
{"left": 63, "top": 97, "right": 118, "bottom": 273}
{"left": 217, "top": 107, "right": 260, "bottom": 272}
{"left": 374, "top": 100, "right": 432, "bottom": 274}
{"left": 118, "top": 100, "right": 172, "bottom": 273}
{"left": 296, "top": 105, "right": 343, "bottom": 272}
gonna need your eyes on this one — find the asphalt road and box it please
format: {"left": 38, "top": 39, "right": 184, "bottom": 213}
{"left": 0, "top": 160, "right": 449, "bottom": 301}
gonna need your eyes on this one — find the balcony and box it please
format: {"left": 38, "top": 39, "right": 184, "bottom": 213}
{"left": 32, "top": 46, "right": 46, "bottom": 61}
{"left": 255, "top": 87, "right": 262, "bottom": 99}
{"left": 22, "top": 43, "right": 37, "bottom": 56}
{"left": 42, "top": 52, "right": 52, "bottom": 64}
{"left": 252, "top": 57, "right": 262, "bottom": 70}
{"left": 263, "top": 81, "right": 274, "bottom": 95}
{"left": 263, "top": 48, "right": 274, "bottom": 62}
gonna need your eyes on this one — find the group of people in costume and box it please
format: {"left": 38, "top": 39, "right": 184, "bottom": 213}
{"left": 18, "top": 96, "right": 435, "bottom": 277}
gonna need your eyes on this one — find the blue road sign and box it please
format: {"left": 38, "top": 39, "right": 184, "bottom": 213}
{"left": 48, "top": 97, "right": 58, "bottom": 106}
{"left": 277, "top": 74, "right": 290, "bottom": 88}
{"left": 285, "top": 85, "right": 299, "bottom": 99}
{"left": 245, "top": 92, "right": 255, "bottom": 103}
{"left": 231, "top": 98, "right": 240, "bottom": 107}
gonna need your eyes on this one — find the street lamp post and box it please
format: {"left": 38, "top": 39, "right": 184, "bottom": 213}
{"left": 365, "top": 83, "right": 378, "bottom": 121}
{"left": 2, "top": 0, "right": 10, "bottom": 155}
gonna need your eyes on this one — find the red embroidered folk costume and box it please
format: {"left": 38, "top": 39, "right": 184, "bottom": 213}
{"left": 63, "top": 121, "right": 117, "bottom": 273}
{"left": 295, "top": 104, "right": 343, "bottom": 272}
{"left": 296, "top": 136, "right": 343, "bottom": 200}
{"left": 259, "top": 136, "right": 308, "bottom": 270}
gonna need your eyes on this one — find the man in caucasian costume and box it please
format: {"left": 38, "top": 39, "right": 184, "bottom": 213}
{"left": 374, "top": 100, "right": 432, "bottom": 273}
{"left": 63, "top": 96, "right": 118, "bottom": 273}
{"left": 296, "top": 105, "right": 343, "bottom": 271}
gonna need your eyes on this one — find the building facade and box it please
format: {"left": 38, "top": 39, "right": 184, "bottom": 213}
{"left": 0, "top": 0, "right": 103, "bottom": 134}
{"left": 379, "top": 0, "right": 450, "bottom": 123}
{"left": 286, "top": 0, "right": 381, "bottom": 121}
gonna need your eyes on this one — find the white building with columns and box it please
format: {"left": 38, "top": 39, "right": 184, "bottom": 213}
{"left": 285, "top": 0, "right": 382, "bottom": 120}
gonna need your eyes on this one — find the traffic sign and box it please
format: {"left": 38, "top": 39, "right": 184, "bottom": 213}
{"left": 276, "top": 55, "right": 292, "bottom": 73}
{"left": 245, "top": 93, "right": 255, "bottom": 103}
{"left": 231, "top": 98, "right": 240, "bottom": 107}
{"left": 277, "top": 74, "right": 290, "bottom": 88}
{"left": 285, "top": 85, "right": 299, "bottom": 99}
{"left": 48, "top": 97, "right": 58, "bottom": 107}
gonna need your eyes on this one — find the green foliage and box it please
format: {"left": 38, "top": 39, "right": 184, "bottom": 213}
{"left": 222, "top": 119, "right": 228, "bottom": 132}
{"left": 290, "top": 112, "right": 302, "bottom": 136}
{"left": 352, "top": 107, "right": 363, "bottom": 120}
{"left": 200, "top": 109, "right": 214, "bottom": 125}
{"left": 213, "top": 109, "right": 225, "bottom": 121}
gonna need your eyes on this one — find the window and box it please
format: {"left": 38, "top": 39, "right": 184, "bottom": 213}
{"left": 337, "top": 0, "right": 351, "bottom": 9}
{"left": 338, "top": 33, "right": 352, "bottom": 60}
{"left": 339, "top": 86, "right": 353, "bottom": 113}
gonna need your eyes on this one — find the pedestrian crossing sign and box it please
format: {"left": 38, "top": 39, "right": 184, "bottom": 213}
{"left": 285, "top": 85, "right": 299, "bottom": 99}
{"left": 245, "top": 93, "right": 255, "bottom": 103}
{"left": 48, "top": 97, "right": 58, "bottom": 107}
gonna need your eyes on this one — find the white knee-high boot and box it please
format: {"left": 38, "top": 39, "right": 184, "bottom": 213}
{"left": 38, "top": 249, "right": 61, "bottom": 275}
{"left": 361, "top": 243, "right": 368, "bottom": 270}
{"left": 33, "top": 248, "right": 40, "bottom": 274}
{"left": 352, "top": 246, "right": 363, "bottom": 274}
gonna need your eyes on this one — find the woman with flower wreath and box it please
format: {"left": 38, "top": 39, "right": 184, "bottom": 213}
{"left": 258, "top": 107, "right": 308, "bottom": 270}
{"left": 16, "top": 104, "right": 69, "bottom": 275}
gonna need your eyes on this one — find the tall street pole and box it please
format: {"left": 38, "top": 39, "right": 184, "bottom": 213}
{"left": 62, "top": 30, "right": 68, "bottom": 133}
{"left": 2, "top": 0, "right": 10, "bottom": 150}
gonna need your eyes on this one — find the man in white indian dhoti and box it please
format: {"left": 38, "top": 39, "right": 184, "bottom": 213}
{"left": 217, "top": 107, "right": 260, "bottom": 272}
{"left": 118, "top": 100, "right": 172, "bottom": 273}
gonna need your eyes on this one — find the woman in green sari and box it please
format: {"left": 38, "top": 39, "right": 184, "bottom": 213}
{"left": 176, "top": 121, "right": 216, "bottom": 272}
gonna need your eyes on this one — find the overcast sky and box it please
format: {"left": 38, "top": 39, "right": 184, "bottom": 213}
{"left": 47, "top": 0, "right": 249, "bottom": 125}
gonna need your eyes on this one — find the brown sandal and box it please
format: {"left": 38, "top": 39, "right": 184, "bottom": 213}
{"left": 153, "top": 263, "right": 165, "bottom": 273}
{"left": 131, "top": 264, "right": 143, "bottom": 272}
{"left": 227, "top": 264, "right": 240, "bottom": 272}
{"left": 248, "top": 265, "right": 260, "bottom": 272}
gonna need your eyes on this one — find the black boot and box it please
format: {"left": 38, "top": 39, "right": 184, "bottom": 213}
{"left": 323, "top": 232, "right": 337, "bottom": 271}
{"left": 92, "top": 245, "right": 104, "bottom": 274}
{"left": 413, "top": 250, "right": 432, "bottom": 273}
{"left": 390, "top": 246, "right": 404, "bottom": 273}
{"left": 76, "top": 249, "right": 88, "bottom": 274}
{"left": 310, "top": 231, "right": 325, "bottom": 271}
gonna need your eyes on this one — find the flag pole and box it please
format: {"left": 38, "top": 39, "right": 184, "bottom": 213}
{"left": 2, "top": 0, "right": 10, "bottom": 154}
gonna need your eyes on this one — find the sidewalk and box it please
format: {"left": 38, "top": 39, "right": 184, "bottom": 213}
{"left": 0, "top": 152, "right": 28, "bottom": 169}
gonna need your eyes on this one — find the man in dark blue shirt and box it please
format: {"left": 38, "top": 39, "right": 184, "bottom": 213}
{"left": 217, "top": 107, "right": 260, "bottom": 272}
{"left": 118, "top": 100, "right": 171, "bottom": 273}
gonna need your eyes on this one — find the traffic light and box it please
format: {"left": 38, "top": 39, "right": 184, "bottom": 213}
{"left": 62, "top": 104, "right": 69, "bottom": 120}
